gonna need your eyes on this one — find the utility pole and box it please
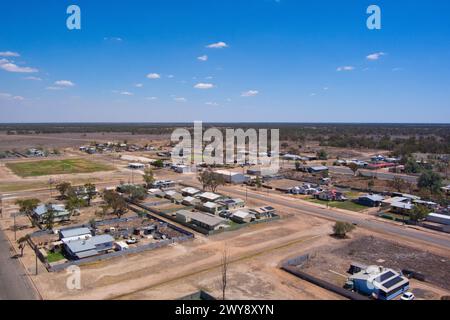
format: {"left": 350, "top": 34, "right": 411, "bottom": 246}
{"left": 13, "top": 212, "right": 16, "bottom": 241}
{"left": 35, "top": 245, "right": 38, "bottom": 275}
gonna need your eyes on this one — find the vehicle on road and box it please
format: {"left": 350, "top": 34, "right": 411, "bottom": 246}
{"left": 400, "top": 292, "right": 415, "bottom": 300}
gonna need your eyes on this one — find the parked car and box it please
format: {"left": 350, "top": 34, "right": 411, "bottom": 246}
{"left": 126, "top": 237, "right": 138, "bottom": 244}
{"left": 400, "top": 292, "right": 415, "bottom": 300}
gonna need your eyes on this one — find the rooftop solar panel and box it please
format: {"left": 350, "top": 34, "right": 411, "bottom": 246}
{"left": 383, "top": 276, "right": 404, "bottom": 289}
{"left": 379, "top": 271, "right": 395, "bottom": 282}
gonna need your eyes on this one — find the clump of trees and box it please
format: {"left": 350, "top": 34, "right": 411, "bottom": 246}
{"left": 103, "top": 190, "right": 128, "bottom": 218}
{"left": 418, "top": 170, "right": 443, "bottom": 194}
{"left": 409, "top": 205, "right": 431, "bottom": 222}
{"left": 143, "top": 168, "right": 155, "bottom": 188}
{"left": 316, "top": 149, "right": 328, "bottom": 160}
{"left": 198, "top": 169, "right": 225, "bottom": 192}
{"left": 332, "top": 221, "right": 355, "bottom": 238}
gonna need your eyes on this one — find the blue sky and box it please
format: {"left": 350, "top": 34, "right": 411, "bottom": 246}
{"left": 0, "top": 0, "right": 449, "bottom": 123}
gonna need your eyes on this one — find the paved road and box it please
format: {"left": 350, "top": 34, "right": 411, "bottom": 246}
{"left": 0, "top": 228, "right": 39, "bottom": 300}
{"left": 178, "top": 177, "right": 450, "bottom": 250}
{"left": 224, "top": 187, "right": 450, "bottom": 249}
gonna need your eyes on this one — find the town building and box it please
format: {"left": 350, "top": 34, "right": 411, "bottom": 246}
{"left": 214, "top": 170, "right": 248, "bottom": 184}
{"left": 182, "top": 196, "right": 201, "bottom": 206}
{"left": 64, "top": 234, "right": 115, "bottom": 260}
{"left": 348, "top": 265, "right": 409, "bottom": 300}
{"left": 231, "top": 210, "right": 255, "bottom": 223}
{"left": 197, "top": 192, "right": 224, "bottom": 203}
{"left": 218, "top": 198, "right": 245, "bottom": 210}
{"left": 181, "top": 187, "right": 201, "bottom": 197}
{"left": 175, "top": 210, "right": 228, "bottom": 231}
{"left": 357, "top": 194, "right": 385, "bottom": 207}
{"left": 128, "top": 163, "right": 145, "bottom": 169}
{"left": 426, "top": 213, "right": 450, "bottom": 225}
{"left": 32, "top": 204, "right": 71, "bottom": 224}
{"left": 59, "top": 227, "right": 92, "bottom": 243}
{"left": 197, "top": 201, "right": 226, "bottom": 215}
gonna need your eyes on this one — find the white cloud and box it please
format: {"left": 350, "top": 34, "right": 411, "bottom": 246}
{"left": 147, "top": 73, "right": 161, "bottom": 79}
{"left": 135, "top": 83, "right": 143, "bottom": 88}
{"left": 197, "top": 55, "right": 208, "bottom": 61}
{"left": 46, "top": 86, "right": 64, "bottom": 90}
{"left": 174, "top": 97, "right": 187, "bottom": 102}
{"left": 0, "top": 59, "right": 38, "bottom": 73}
{"left": 323, "top": 87, "right": 329, "bottom": 91}
{"left": 24, "top": 76, "right": 42, "bottom": 81}
{"left": 104, "top": 37, "right": 123, "bottom": 42}
{"left": 337, "top": 66, "right": 355, "bottom": 72}
{"left": 310, "top": 93, "right": 316, "bottom": 96}
{"left": 241, "top": 90, "right": 259, "bottom": 97}
{"left": 205, "top": 102, "right": 219, "bottom": 106}
{"left": 167, "top": 74, "right": 174, "bottom": 78}
{"left": 0, "top": 51, "right": 20, "bottom": 57}
{"left": 0, "top": 92, "right": 25, "bottom": 101}
{"left": 366, "top": 52, "right": 386, "bottom": 61}
{"left": 146, "top": 96, "right": 158, "bottom": 100}
{"left": 206, "top": 41, "right": 228, "bottom": 49}
{"left": 120, "top": 91, "right": 133, "bottom": 96}
{"left": 194, "top": 83, "right": 214, "bottom": 89}
{"left": 54, "top": 80, "right": 75, "bottom": 87}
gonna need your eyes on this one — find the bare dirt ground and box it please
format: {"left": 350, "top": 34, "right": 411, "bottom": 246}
{"left": 0, "top": 132, "right": 170, "bottom": 152}
{"left": 300, "top": 232, "right": 450, "bottom": 299}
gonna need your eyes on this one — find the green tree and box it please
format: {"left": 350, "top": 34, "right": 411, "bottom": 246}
{"left": 348, "top": 163, "right": 359, "bottom": 176}
{"left": 43, "top": 203, "right": 57, "bottom": 230}
{"left": 152, "top": 159, "right": 164, "bottom": 168}
{"left": 56, "top": 182, "right": 72, "bottom": 199}
{"left": 316, "top": 149, "right": 328, "bottom": 160}
{"left": 84, "top": 183, "right": 97, "bottom": 206}
{"left": 103, "top": 190, "right": 127, "bottom": 218}
{"left": 255, "top": 176, "right": 262, "bottom": 188}
{"left": 143, "top": 168, "right": 155, "bottom": 188}
{"left": 15, "top": 198, "right": 40, "bottom": 215}
{"left": 404, "top": 158, "right": 421, "bottom": 174}
{"left": 418, "top": 170, "right": 443, "bottom": 194}
{"left": 65, "top": 195, "right": 86, "bottom": 218}
{"left": 332, "top": 221, "right": 355, "bottom": 238}
{"left": 17, "top": 235, "right": 30, "bottom": 257}
{"left": 389, "top": 177, "right": 406, "bottom": 192}
{"left": 409, "top": 205, "right": 430, "bottom": 222}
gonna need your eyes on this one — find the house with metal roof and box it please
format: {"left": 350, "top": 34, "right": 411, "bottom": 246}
{"left": 64, "top": 234, "right": 115, "bottom": 260}
{"left": 175, "top": 210, "right": 227, "bottom": 231}
{"left": 59, "top": 227, "right": 92, "bottom": 243}
{"left": 348, "top": 265, "right": 409, "bottom": 300}
{"left": 231, "top": 210, "right": 255, "bottom": 224}
{"left": 32, "top": 204, "right": 71, "bottom": 224}
{"left": 218, "top": 198, "right": 245, "bottom": 210}
{"left": 214, "top": 170, "right": 248, "bottom": 184}
{"left": 357, "top": 194, "right": 385, "bottom": 207}
{"left": 197, "top": 201, "right": 226, "bottom": 215}
{"left": 181, "top": 187, "right": 201, "bottom": 197}
{"left": 164, "top": 190, "right": 183, "bottom": 202}
{"left": 197, "top": 192, "right": 223, "bottom": 202}
{"left": 182, "top": 196, "right": 201, "bottom": 206}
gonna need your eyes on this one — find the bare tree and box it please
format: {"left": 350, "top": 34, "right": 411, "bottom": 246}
{"left": 220, "top": 247, "right": 229, "bottom": 300}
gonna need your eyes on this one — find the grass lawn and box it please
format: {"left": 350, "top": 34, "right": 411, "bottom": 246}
{"left": 307, "top": 198, "right": 367, "bottom": 212}
{"left": 47, "top": 251, "right": 66, "bottom": 263}
{"left": 6, "top": 158, "right": 114, "bottom": 177}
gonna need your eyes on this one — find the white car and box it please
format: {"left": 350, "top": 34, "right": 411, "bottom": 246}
{"left": 400, "top": 292, "right": 415, "bottom": 300}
